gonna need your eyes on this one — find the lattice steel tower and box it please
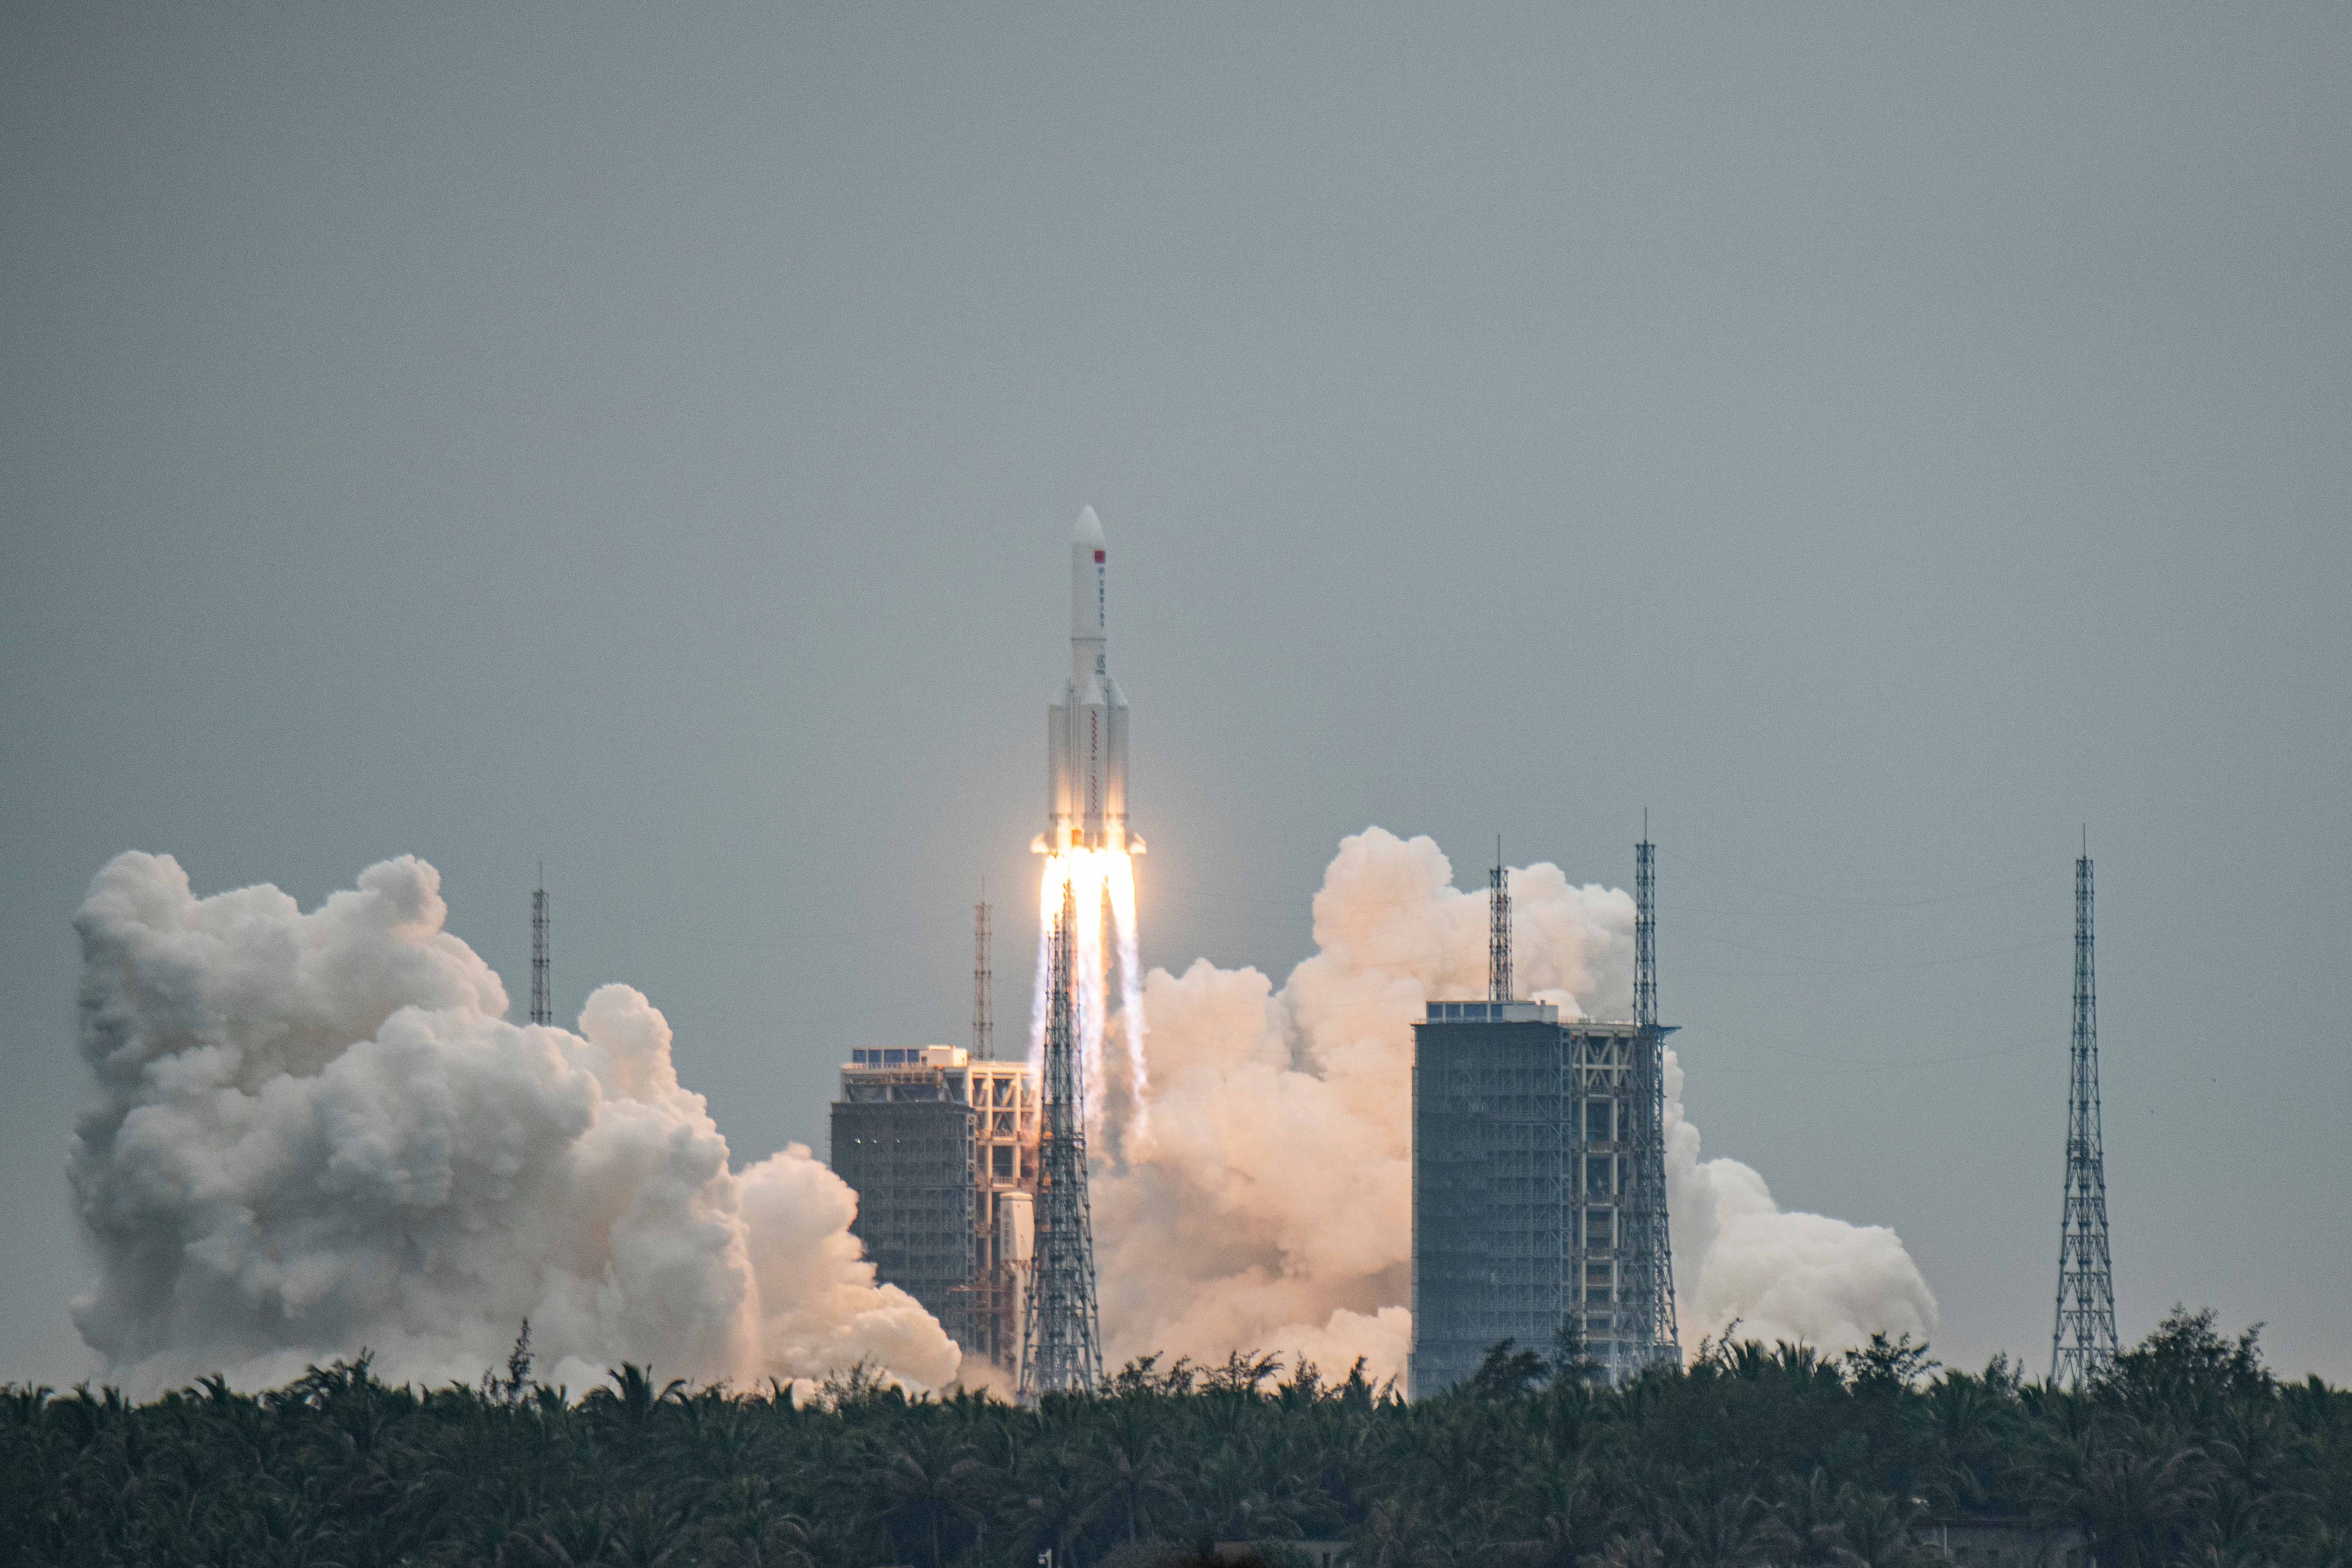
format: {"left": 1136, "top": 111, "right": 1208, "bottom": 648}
{"left": 1021, "top": 880, "right": 1102, "bottom": 1398}
{"left": 1489, "top": 839, "right": 1512, "bottom": 1002}
{"left": 529, "top": 869, "right": 551, "bottom": 1028}
{"left": 973, "top": 891, "right": 993, "bottom": 1059}
{"left": 2052, "top": 845, "right": 2118, "bottom": 1384}
{"left": 1619, "top": 828, "right": 1681, "bottom": 1374}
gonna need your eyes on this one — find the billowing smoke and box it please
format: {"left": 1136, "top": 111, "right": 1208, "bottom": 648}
{"left": 1096, "top": 828, "right": 1938, "bottom": 1382}
{"left": 67, "top": 852, "right": 960, "bottom": 1396}
{"left": 1664, "top": 1051, "right": 1939, "bottom": 1354}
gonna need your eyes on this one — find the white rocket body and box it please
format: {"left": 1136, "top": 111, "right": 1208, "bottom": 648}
{"left": 1045, "top": 506, "right": 1137, "bottom": 854}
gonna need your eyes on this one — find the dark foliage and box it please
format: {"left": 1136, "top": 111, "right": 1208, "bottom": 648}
{"left": 5, "top": 1308, "right": 2344, "bottom": 1567}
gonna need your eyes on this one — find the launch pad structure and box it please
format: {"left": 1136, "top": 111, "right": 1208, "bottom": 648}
{"left": 829, "top": 507, "right": 1127, "bottom": 1394}
{"left": 1409, "top": 836, "right": 1681, "bottom": 1394}
{"left": 830, "top": 1044, "right": 1040, "bottom": 1370}
{"left": 828, "top": 900, "right": 1038, "bottom": 1379}
{"left": 1020, "top": 879, "right": 1104, "bottom": 1399}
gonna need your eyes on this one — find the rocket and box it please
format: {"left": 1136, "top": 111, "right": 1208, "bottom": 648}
{"left": 1037, "top": 506, "right": 1142, "bottom": 856}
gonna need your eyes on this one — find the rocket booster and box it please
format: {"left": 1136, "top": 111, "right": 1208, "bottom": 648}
{"left": 1041, "top": 506, "right": 1140, "bottom": 855}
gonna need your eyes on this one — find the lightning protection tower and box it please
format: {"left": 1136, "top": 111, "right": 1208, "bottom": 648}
{"left": 530, "top": 869, "right": 551, "bottom": 1028}
{"left": 1021, "top": 879, "right": 1102, "bottom": 1399}
{"left": 2052, "top": 843, "right": 2118, "bottom": 1384}
{"left": 973, "top": 891, "right": 993, "bottom": 1059}
{"left": 1620, "top": 827, "right": 1681, "bottom": 1374}
{"left": 1489, "top": 839, "right": 1512, "bottom": 1002}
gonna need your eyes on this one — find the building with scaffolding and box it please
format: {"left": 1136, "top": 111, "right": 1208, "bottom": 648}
{"left": 1408, "top": 839, "right": 1680, "bottom": 1395}
{"left": 829, "top": 1045, "right": 1039, "bottom": 1377}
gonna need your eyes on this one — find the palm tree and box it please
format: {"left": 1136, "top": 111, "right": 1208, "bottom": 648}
{"left": 1078, "top": 1411, "right": 1189, "bottom": 1546}
{"left": 863, "top": 1437, "right": 989, "bottom": 1567}
{"left": 591, "top": 1364, "right": 687, "bottom": 1433}
{"left": 1359, "top": 1494, "right": 1448, "bottom": 1568}
{"left": 2039, "top": 1426, "right": 2216, "bottom": 1568}
{"left": 1768, "top": 1468, "right": 1852, "bottom": 1566}
{"left": 1006, "top": 1452, "right": 1093, "bottom": 1568}
{"left": 1829, "top": 1487, "right": 1932, "bottom": 1568}
{"left": 1665, "top": 1490, "right": 1779, "bottom": 1568}
{"left": 1491, "top": 1464, "right": 1589, "bottom": 1567}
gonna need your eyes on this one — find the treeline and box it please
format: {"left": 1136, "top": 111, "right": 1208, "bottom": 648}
{"left": 5, "top": 1307, "right": 2347, "bottom": 1567}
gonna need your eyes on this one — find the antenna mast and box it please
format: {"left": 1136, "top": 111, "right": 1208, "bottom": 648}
{"left": 530, "top": 867, "right": 551, "bottom": 1028}
{"left": 973, "top": 889, "right": 993, "bottom": 1059}
{"left": 1021, "top": 879, "right": 1102, "bottom": 1399}
{"left": 1634, "top": 819, "right": 1657, "bottom": 1030}
{"left": 1489, "top": 837, "right": 1513, "bottom": 1003}
{"left": 2053, "top": 842, "right": 2118, "bottom": 1383}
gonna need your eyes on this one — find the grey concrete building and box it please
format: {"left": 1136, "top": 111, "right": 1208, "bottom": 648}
{"left": 1409, "top": 1002, "right": 1675, "bottom": 1395}
{"left": 829, "top": 1045, "right": 1038, "bottom": 1376}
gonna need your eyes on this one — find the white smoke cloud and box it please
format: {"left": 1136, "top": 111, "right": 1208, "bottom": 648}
{"left": 1098, "top": 827, "right": 1938, "bottom": 1384}
{"left": 67, "top": 852, "right": 959, "bottom": 1397}
{"left": 1664, "top": 1047, "right": 1939, "bottom": 1352}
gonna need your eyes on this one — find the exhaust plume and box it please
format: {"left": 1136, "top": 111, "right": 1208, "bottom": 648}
{"left": 1096, "top": 828, "right": 1938, "bottom": 1382}
{"left": 67, "top": 852, "right": 960, "bottom": 1396}
{"left": 1030, "top": 847, "right": 1148, "bottom": 1139}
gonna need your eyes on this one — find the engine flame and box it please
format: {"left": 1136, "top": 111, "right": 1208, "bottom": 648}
{"left": 1030, "top": 847, "right": 1149, "bottom": 1139}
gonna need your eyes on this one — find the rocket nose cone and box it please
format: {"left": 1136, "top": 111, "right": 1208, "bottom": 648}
{"left": 1073, "top": 505, "right": 1105, "bottom": 546}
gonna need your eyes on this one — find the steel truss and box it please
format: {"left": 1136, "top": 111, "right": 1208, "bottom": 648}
{"left": 2052, "top": 850, "right": 2118, "bottom": 1384}
{"left": 1021, "top": 879, "right": 1102, "bottom": 1399}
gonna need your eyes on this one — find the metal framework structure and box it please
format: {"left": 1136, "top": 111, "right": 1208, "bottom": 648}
{"left": 1633, "top": 828, "right": 1657, "bottom": 1028}
{"left": 973, "top": 894, "right": 993, "bottom": 1059}
{"left": 2052, "top": 848, "right": 2118, "bottom": 1384}
{"left": 1407, "top": 836, "right": 1681, "bottom": 1394}
{"left": 1489, "top": 841, "right": 1513, "bottom": 1003}
{"left": 1021, "top": 880, "right": 1102, "bottom": 1399}
{"left": 1619, "top": 833, "right": 1680, "bottom": 1374}
{"left": 529, "top": 871, "right": 551, "bottom": 1028}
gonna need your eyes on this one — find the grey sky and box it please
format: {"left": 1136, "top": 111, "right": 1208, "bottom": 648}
{"left": 4, "top": 5, "right": 2346, "bottom": 1383}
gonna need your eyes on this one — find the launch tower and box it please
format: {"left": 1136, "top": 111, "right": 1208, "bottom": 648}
{"left": 1021, "top": 881, "right": 1103, "bottom": 1397}
{"left": 2051, "top": 845, "right": 2118, "bottom": 1384}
